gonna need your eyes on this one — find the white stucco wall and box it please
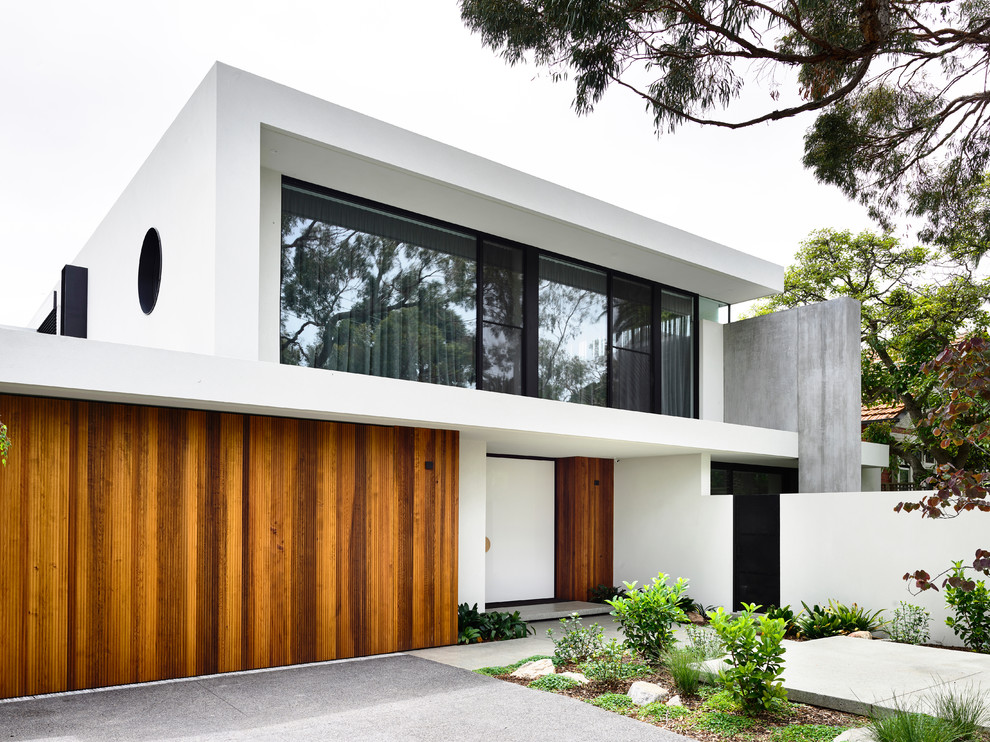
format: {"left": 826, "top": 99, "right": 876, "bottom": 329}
{"left": 484, "top": 457, "right": 555, "bottom": 604}
{"left": 66, "top": 68, "right": 219, "bottom": 354}
{"left": 614, "top": 454, "right": 733, "bottom": 609}
{"left": 781, "top": 491, "right": 987, "bottom": 646}
{"left": 458, "top": 438, "right": 487, "bottom": 609}
{"left": 700, "top": 320, "right": 724, "bottom": 422}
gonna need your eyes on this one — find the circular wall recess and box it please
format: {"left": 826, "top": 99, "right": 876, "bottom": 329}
{"left": 138, "top": 228, "right": 162, "bottom": 314}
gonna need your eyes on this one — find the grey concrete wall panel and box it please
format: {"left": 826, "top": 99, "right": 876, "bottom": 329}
{"left": 723, "top": 309, "right": 799, "bottom": 432}
{"left": 723, "top": 297, "right": 861, "bottom": 493}
{"left": 796, "top": 297, "right": 861, "bottom": 493}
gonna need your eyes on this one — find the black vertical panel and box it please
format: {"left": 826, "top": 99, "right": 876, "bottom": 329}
{"left": 651, "top": 285, "right": 662, "bottom": 414}
{"left": 732, "top": 494, "right": 780, "bottom": 610}
{"left": 523, "top": 249, "right": 539, "bottom": 397}
{"left": 60, "top": 265, "right": 88, "bottom": 339}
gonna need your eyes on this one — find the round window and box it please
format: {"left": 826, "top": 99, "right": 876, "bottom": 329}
{"left": 138, "top": 228, "right": 162, "bottom": 314}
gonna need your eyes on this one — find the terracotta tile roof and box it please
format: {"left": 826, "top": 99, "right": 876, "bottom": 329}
{"left": 861, "top": 403, "right": 906, "bottom": 423}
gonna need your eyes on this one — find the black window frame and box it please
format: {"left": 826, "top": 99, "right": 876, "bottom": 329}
{"left": 280, "top": 175, "right": 703, "bottom": 418}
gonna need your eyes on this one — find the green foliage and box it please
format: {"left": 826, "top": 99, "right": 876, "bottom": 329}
{"left": 606, "top": 572, "right": 690, "bottom": 660}
{"left": 769, "top": 725, "right": 855, "bottom": 742}
{"left": 866, "top": 687, "right": 990, "bottom": 742}
{"left": 460, "top": 0, "right": 990, "bottom": 235}
{"left": 639, "top": 700, "right": 692, "bottom": 721}
{"left": 0, "top": 418, "right": 8, "bottom": 467}
{"left": 794, "top": 601, "right": 881, "bottom": 638}
{"left": 457, "top": 603, "right": 531, "bottom": 644}
{"left": 751, "top": 229, "right": 990, "bottom": 479}
{"left": 686, "top": 625, "right": 727, "bottom": 660}
{"left": 944, "top": 563, "right": 990, "bottom": 652}
{"left": 764, "top": 606, "right": 799, "bottom": 636}
{"left": 473, "top": 654, "right": 552, "bottom": 676}
{"left": 546, "top": 612, "right": 605, "bottom": 665}
{"left": 663, "top": 646, "right": 706, "bottom": 696}
{"left": 528, "top": 673, "right": 580, "bottom": 692}
{"left": 708, "top": 604, "right": 788, "bottom": 713}
{"left": 702, "top": 689, "right": 742, "bottom": 713}
{"left": 588, "top": 693, "right": 634, "bottom": 712}
{"left": 692, "top": 711, "right": 757, "bottom": 737}
{"left": 588, "top": 584, "right": 627, "bottom": 604}
{"left": 826, "top": 600, "right": 884, "bottom": 632}
{"left": 887, "top": 602, "right": 932, "bottom": 645}
{"left": 580, "top": 638, "right": 627, "bottom": 682}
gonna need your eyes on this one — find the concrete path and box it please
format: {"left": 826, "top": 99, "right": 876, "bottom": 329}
{"left": 0, "top": 654, "right": 691, "bottom": 742}
{"left": 782, "top": 636, "right": 990, "bottom": 717}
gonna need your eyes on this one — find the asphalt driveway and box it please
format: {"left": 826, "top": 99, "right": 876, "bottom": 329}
{"left": 0, "top": 654, "right": 691, "bottom": 741}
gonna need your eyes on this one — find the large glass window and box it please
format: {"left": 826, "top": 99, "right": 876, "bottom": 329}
{"left": 482, "top": 242, "right": 524, "bottom": 394}
{"left": 611, "top": 277, "right": 652, "bottom": 412}
{"left": 280, "top": 184, "right": 477, "bottom": 387}
{"left": 279, "top": 178, "right": 706, "bottom": 417}
{"left": 661, "top": 289, "right": 694, "bottom": 418}
{"left": 538, "top": 256, "right": 607, "bottom": 406}
{"left": 711, "top": 463, "right": 798, "bottom": 494}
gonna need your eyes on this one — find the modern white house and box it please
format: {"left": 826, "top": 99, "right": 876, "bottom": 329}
{"left": 0, "top": 63, "right": 893, "bottom": 699}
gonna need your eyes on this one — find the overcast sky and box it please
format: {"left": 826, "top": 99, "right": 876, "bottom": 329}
{"left": 0, "top": 0, "right": 879, "bottom": 327}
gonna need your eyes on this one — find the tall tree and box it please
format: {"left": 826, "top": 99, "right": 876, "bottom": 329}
{"left": 460, "top": 0, "right": 990, "bottom": 234}
{"left": 752, "top": 228, "right": 990, "bottom": 478}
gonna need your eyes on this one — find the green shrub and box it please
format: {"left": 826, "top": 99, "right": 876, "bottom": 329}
{"left": 827, "top": 599, "right": 884, "bottom": 632}
{"left": 528, "top": 673, "right": 580, "bottom": 692}
{"left": 708, "top": 604, "right": 787, "bottom": 713}
{"left": 795, "top": 602, "right": 846, "bottom": 639}
{"left": 944, "top": 563, "right": 990, "bottom": 653}
{"left": 458, "top": 602, "right": 531, "bottom": 644}
{"left": 663, "top": 646, "right": 706, "bottom": 696}
{"left": 765, "top": 605, "right": 799, "bottom": 636}
{"left": 769, "top": 725, "right": 854, "bottom": 742}
{"left": 640, "top": 701, "right": 692, "bottom": 721}
{"left": 588, "top": 693, "right": 634, "bottom": 712}
{"left": 692, "top": 711, "right": 757, "bottom": 736}
{"left": 686, "top": 625, "right": 727, "bottom": 659}
{"left": 607, "top": 572, "right": 690, "bottom": 660}
{"left": 580, "top": 638, "right": 627, "bottom": 682}
{"left": 887, "top": 602, "right": 932, "bottom": 645}
{"left": 546, "top": 612, "right": 605, "bottom": 665}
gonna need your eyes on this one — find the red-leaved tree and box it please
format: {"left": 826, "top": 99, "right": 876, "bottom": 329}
{"left": 898, "top": 336, "right": 990, "bottom": 591}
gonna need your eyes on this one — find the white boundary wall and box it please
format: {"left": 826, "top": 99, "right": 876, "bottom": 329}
{"left": 781, "top": 490, "right": 987, "bottom": 646}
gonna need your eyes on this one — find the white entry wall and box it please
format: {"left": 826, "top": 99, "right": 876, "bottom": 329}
{"left": 485, "top": 457, "right": 555, "bottom": 604}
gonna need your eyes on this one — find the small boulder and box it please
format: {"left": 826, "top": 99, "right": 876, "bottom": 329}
{"left": 510, "top": 658, "right": 555, "bottom": 680}
{"left": 833, "top": 728, "right": 873, "bottom": 742}
{"left": 559, "top": 671, "right": 589, "bottom": 685}
{"left": 848, "top": 631, "right": 873, "bottom": 640}
{"left": 628, "top": 680, "right": 669, "bottom": 706}
{"left": 686, "top": 611, "right": 706, "bottom": 625}
{"left": 665, "top": 695, "right": 683, "bottom": 707}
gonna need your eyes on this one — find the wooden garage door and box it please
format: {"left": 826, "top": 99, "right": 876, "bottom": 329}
{"left": 0, "top": 394, "right": 457, "bottom": 699}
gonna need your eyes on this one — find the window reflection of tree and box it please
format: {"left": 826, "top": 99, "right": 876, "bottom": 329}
{"left": 280, "top": 214, "right": 477, "bottom": 387}
{"left": 538, "top": 280, "right": 607, "bottom": 406}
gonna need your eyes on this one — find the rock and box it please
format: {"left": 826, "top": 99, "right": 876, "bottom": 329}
{"left": 628, "top": 680, "right": 669, "bottom": 706}
{"left": 559, "top": 671, "right": 589, "bottom": 685}
{"left": 848, "top": 631, "right": 873, "bottom": 639}
{"left": 833, "top": 728, "right": 873, "bottom": 742}
{"left": 686, "top": 611, "right": 706, "bottom": 625}
{"left": 510, "top": 658, "right": 555, "bottom": 680}
{"left": 666, "top": 694, "right": 683, "bottom": 707}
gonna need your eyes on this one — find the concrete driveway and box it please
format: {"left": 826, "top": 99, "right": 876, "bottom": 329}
{"left": 0, "top": 654, "right": 690, "bottom": 742}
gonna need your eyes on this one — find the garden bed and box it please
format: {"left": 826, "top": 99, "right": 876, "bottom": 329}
{"left": 479, "top": 655, "right": 867, "bottom": 742}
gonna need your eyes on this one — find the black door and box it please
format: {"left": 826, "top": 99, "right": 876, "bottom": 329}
{"left": 732, "top": 494, "right": 780, "bottom": 610}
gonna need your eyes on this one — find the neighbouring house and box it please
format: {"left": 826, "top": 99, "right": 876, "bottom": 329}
{"left": 0, "top": 63, "right": 888, "bottom": 699}
{"left": 861, "top": 403, "right": 933, "bottom": 488}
